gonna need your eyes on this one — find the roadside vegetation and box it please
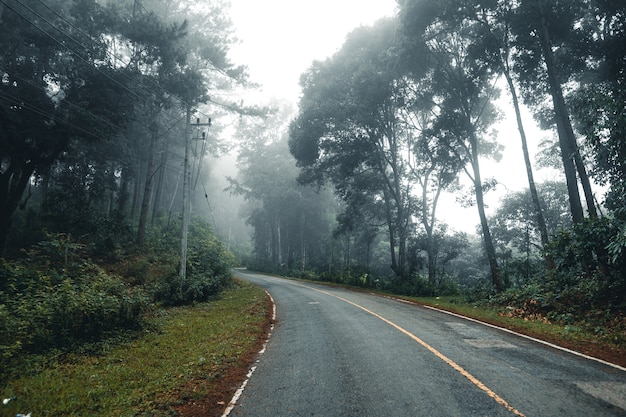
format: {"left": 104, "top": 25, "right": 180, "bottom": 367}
{"left": 1, "top": 2, "right": 265, "bottom": 413}
{"left": 409, "top": 295, "right": 626, "bottom": 368}
{"left": 1, "top": 277, "right": 269, "bottom": 417}
{"left": 0, "top": 219, "right": 269, "bottom": 416}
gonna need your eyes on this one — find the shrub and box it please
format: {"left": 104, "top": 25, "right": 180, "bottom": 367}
{"left": 152, "top": 218, "right": 234, "bottom": 306}
{"left": 0, "top": 235, "right": 150, "bottom": 379}
{"left": 545, "top": 217, "right": 626, "bottom": 314}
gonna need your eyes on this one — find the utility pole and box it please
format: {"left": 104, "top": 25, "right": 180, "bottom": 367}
{"left": 179, "top": 106, "right": 211, "bottom": 281}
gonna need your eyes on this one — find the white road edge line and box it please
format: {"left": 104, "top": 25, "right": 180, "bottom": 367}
{"left": 377, "top": 294, "right": 626, "bottom": 373}
{"left": 221, "top": 290, "right": 277, "bottom": 417}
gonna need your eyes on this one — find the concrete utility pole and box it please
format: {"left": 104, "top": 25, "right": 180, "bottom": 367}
{"left": 179, "top": 106, "right": 211, "bottom": 281}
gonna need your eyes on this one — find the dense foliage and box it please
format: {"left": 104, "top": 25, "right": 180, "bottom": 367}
{"left": 276, "top": 0, "right": 625, "bottom": 325}
{"left": 0, "top": 0, "right": 242, "bottom": 382}
{"left": 0, "top": 217, "right": 234, "bottom": 382}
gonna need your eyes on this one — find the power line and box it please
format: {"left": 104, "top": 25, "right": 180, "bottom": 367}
{"left": 0, "top": 92, "right": 111, "bottom": 141}
{"left": 1, "top": 0, "right": 145, "bottom": 101}
{"left": 0, "top": 66, "right": 127, "bottom": 136}
{"left": 32, "top": 0, "right": 171, "bottom": 98}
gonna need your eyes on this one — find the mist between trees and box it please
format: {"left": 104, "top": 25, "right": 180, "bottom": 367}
{"left": 1, "top": 0, "right": 625, "bottom": 349}
{"left": 235, "top": 0, "right": 626, "bottom": 326}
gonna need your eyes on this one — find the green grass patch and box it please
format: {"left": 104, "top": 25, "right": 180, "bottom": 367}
{"left": 1, "top": 279, "right": 269, "bottom": 416}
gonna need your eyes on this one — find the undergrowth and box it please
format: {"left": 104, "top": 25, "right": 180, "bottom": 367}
{"left": 0, "top": 217, "right": 235, "bottom": 384}
{"left": 0, "top": 280, "right": 268, "bottom": 416}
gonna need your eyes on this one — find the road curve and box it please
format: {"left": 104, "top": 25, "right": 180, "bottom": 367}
{"left": 229, "top": 270, "right": 626, "bottom": 417}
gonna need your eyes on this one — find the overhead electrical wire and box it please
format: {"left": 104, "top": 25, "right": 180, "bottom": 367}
{"left": 0, "top": 0, "right": 187, "bottom": 105}
{"left": 0, "top": 0, "right": 196, "bottom": 148}
{"left": 1, "top": 0, "right": 225, "bottom": 184}
{"left": 0, "top": 0, "right": 149, "bottom": 101}
{"left": 1, "top": 0, "right": 224, "bottom": 228}
{"left": 0, "top": 92, "right": 111, "bottom": 142}
{"left": 32, "top": 0, "right": 172, "bottom": 98}
{"left": 3, "top": 0, "right": 244, "bottom": 124}
{"left": 1, "top": 67, "right": 127, "bottom": 137}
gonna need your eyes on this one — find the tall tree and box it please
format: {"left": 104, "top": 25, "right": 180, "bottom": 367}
{"left": 568, "top": 1, "right": 626, "bottom": 262}
{"left": 508, "top": 0, "right": 598, "bottom": 223}
{"left": 491, "top": 181, "right": 572, "bottom": 257}
{"left": 460, "top": 0, "right": 555, "bottom": 270}
{"left": 397, "top": 75, "right": 462, "bottom": 284}
{"left": 398, "top": 3, "right": 505, "bottom": 291}
{"left": 231, "top": 102, "right": 335, "bottom": 272}
{"left": 290, "top": 19, "right": 419, "bottom": 280}
{"left": 0, "top": 0, "right": 129, "bottom": 253}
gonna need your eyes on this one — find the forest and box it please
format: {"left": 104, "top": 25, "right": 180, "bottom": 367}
{"left": 237, "top": 0, "right": 626, "bottom": 333}
{"left": 1, "top": 0, "right": 625, "bottom": 383}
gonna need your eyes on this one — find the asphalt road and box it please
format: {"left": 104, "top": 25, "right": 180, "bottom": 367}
{"left": 229, "top": 270, "right": 626, "bottom": 417}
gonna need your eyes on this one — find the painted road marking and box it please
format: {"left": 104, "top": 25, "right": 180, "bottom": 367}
{"left": 300, "top": 283, "right": 526, "bottom": 417}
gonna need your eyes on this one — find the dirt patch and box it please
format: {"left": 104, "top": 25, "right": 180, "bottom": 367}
{"left": 173, "top": 291, "right": 275, "bottom": 417}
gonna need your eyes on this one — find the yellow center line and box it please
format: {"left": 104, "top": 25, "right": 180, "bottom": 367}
{"left": 301, "top": 283, "right": 526, "bottom": 417}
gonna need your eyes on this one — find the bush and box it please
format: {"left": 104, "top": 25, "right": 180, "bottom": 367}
{"left": 152, "top": 218, "right": 234, "bottom": 306}
{"left": 545, "top": 217, "right": 626, "bottom": 314}
{"left": 0, "top": 235, "right": 150, "bottom": 380}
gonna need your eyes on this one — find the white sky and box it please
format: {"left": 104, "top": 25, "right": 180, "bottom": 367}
{"left": 226, "top": 1, "right": 562, "bottom": 234}
{"left": 228, "top": 0, "right": 398, "bottom": 102}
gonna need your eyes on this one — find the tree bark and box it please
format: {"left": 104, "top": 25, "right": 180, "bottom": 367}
{"left": 470, "top": 133, "right": 503, "bottom": 292}
{"left": 420, "top": 167, "right": 444, "bottom": 285}
{"left": 536, "top": 0, "right": 593, "bottom": 223}
{"left": 0, "top": 162, "right": 35, "bottom": 255}
{"left": 502, "top": 58, "right": 555, "bottom": 270}
{"left": 179, "top": 106, "right": 192, "bottom": 281}
{"left": 152, "top": 129, "right": 170, "bottom": 224}
{"left": 118, "top": 166, "right": 131, "bottom": 214}
{"left": 384, "top": 193, "right": 399, "bottom": 276}
{"left": 137, "top": 123, "right": 157, "bottom": 246}
{"left": 130, "top": 159, "right": 144, "bottom": 220}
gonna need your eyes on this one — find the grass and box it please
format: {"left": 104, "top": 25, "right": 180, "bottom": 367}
{"left": 1, "top": 279, "right": 270, "bottom": 417}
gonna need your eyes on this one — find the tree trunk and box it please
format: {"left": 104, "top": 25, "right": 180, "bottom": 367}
{"left": 152, "top": 129, "right": 170, "bottom": 224}
{"left": 300, "top": 213, "right": 306, "bottom": 272}
{"left": 179, "top": 106, "right": 192, "bottom": 281}
{"left": 277, "top": 219, "right": 282, "bottom": 267}
{"left": 118, "top": 166, "right": 131, "bottom": 214}
{"left": 137, "top": 123, "right": 157, "bottom": 246}
{"left": 383, "top": 188, "right": 399, "bottom": 275}
{"left": 40, "top": 166, "right": 51, "bottom": 209}
{"left": 427, "top": 230, "right": 436, "bottom": 285}
{"left": 536, "top": 0, "right": 591, "bottom": 223}
{"left": 502, "top": 59, "right": 555, "bottom": 270}
{"left": 0, "top": 162, "right": 35, "bottom": 255}
{"left": 422, "top": 181, "right": 436, "bottom": 284}
{"left": 420, "top": 169, "right": 443, "bottom": 285}
{"left": 470, "top": 135, "right": 503, "bottom": 292}
{"left": 130, "top": 159, "right": 144, "bottom": 220}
